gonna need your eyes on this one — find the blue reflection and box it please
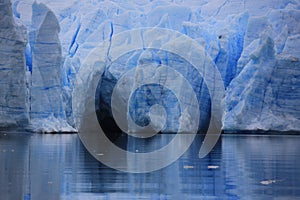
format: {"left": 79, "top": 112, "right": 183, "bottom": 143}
{"left": 0, "top": 132, "right": 300, "bottom": 200}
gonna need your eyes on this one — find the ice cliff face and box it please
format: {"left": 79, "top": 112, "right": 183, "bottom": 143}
{"left": 1, "top": 0, "right": 299, "bottom": 132}
{"left": 224, "top": 11, "right": 300, "bottom": 131}
{"left": 0, "top": 0, "right": 28, "bottom": 129}
{"left": 0, "top": 0, "right": 74, "bottom": 132}
{"left": 28, "top": 2, "right": 74, "bottom": 132}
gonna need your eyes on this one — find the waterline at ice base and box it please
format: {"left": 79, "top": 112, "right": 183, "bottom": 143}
{"left": 0, "top": 0, "right": 299, "bottom": 133}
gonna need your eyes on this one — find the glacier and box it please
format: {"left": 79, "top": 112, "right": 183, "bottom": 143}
{"left": 0, "top": 0, "right": 28, "bottom": 129}
{"left": 0, "top": 0, "right": 299, "bottom": 132}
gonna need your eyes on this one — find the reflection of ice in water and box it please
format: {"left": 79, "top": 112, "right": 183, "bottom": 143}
{"left": 1, "top": 133, "right": 300, "bottom": 199}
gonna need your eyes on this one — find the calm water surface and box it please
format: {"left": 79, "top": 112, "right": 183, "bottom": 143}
{"left": 0, "top": 132, "right": 300, "bottom": 200}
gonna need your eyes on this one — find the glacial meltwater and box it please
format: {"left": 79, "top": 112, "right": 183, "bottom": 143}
{"left": 0, "top": 132, "right": 300, "bottom": 200}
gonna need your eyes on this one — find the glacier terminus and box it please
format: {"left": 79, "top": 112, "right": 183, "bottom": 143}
{"left": 0, "top": 0, "right": 299, "bottom": 133}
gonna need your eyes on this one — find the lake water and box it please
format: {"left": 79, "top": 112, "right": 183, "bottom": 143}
{"left": 0, "top": 132, "right": 300, "bottom": 200}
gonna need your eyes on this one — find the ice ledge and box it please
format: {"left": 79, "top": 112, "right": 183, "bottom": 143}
{"left": 30, "top": 114, "right": 77, "bottom": 133}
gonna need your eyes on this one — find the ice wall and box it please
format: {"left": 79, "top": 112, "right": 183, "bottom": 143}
{"left": 224, "top": 11, "right": 300, "bottom": 131}
{"left": 0, "top": 0, "right": 28, "bottom": 128}
{"left": 0, "top": 0, "right": 74, "bottom": 132}
{"left": 1, "top": 0, "right": 300, "bottom": 132}
{"left": 28, "top": 2, "right": 74, "bottom": 132}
